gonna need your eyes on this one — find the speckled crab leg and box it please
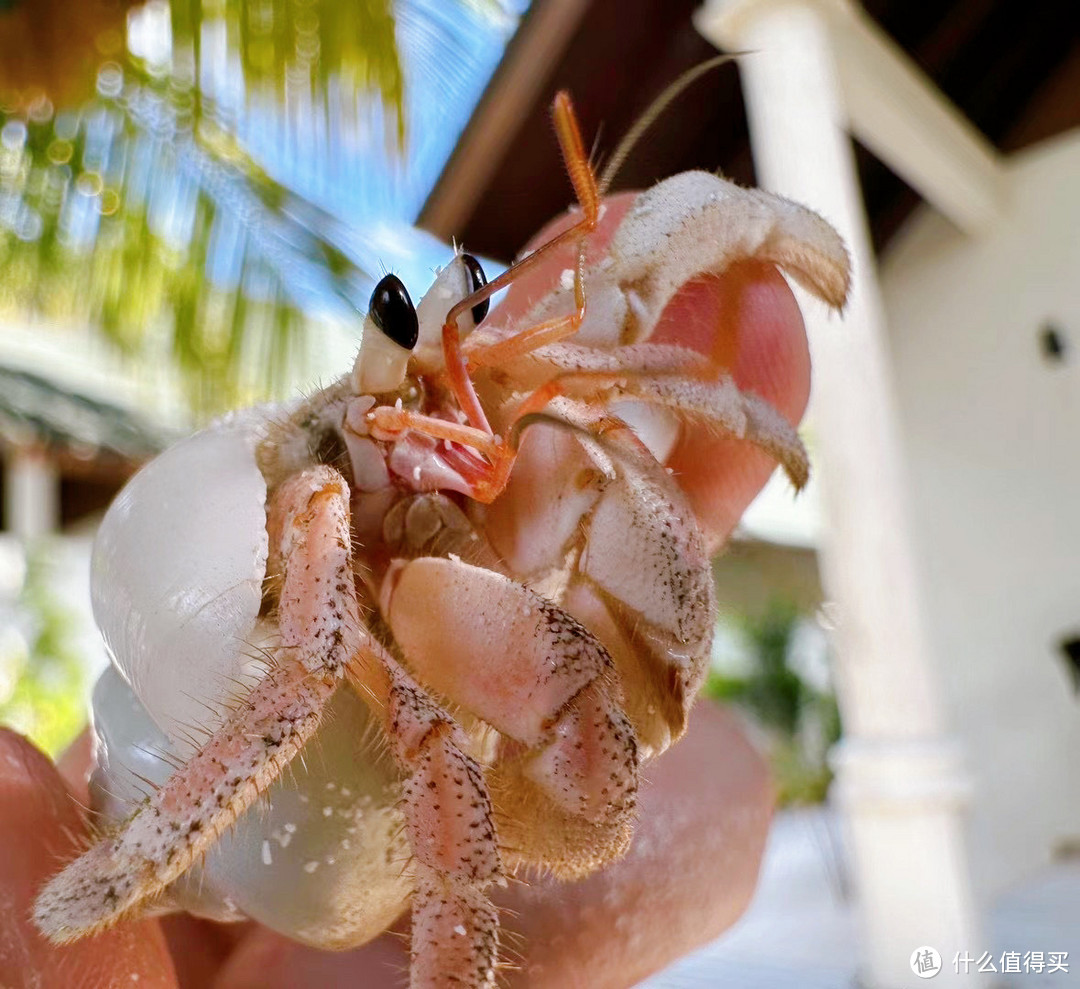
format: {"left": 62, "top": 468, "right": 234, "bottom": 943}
{"left": 505, "top": 355, "right": 811, "bottom": 489}
{"left": 346, "top": 636, "right": 504, "bottom": 989}
{"left": 35, "top": 460, "right": 505, "bottom": 987}
{"left": 35, "top": 467, "right": 358, "bottom": 941}
{"left": 381, "top": 555, "right": 640, "bottom": 878}
{"left": 390, "top": 669, "right": 503, "bottom": 989}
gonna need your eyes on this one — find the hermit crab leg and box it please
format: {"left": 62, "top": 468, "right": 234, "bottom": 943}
{"left": 472, "top": 397, "right": 719, "bottom": 759}
{"left": 380, "top": 557, "right": 639, "bottom": 876}
{"left": 469, "top": 169, "right": 850, "bottom": 362}
{"left": 507, "top": 356, "right": 811, "bottom": 489}
{"left": 346, "top": 648, "right": 503, "bottom": 989}
{"left": 537, "top": 401, "right": 717, "bottom": 753}
{"left": 37, "top": 466, "right": 507, "bottom": 989}
{"left": 34, "top": 466, "right": 358, "bottom": 941}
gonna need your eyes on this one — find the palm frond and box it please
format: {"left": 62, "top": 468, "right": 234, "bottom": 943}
{"left": 0, "top": 72, "right": 371, "bottom": 414}
{"left": 0, "top": 0, "right": 409, "bottom": 416}
{"left": 0, "top": 0, "right": 523, "bottom": 417}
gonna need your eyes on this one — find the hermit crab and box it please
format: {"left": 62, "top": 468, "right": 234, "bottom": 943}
{"left": 34, "top": 93, "right": 848, "bottom": 987}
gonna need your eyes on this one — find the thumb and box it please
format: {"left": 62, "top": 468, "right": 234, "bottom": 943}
{"left": 0, "top": 729, "right": 177, "bottom": 988}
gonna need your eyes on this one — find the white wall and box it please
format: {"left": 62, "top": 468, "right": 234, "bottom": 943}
{"left": 881, "top": 130, "right": 1080, "bottom": 899}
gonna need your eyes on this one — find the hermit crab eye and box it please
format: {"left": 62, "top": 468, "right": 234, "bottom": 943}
{"left": 369, "top": 274, "right": 418, "bottom": 350}
{"left": 461, "top": 254, "right": 489, "bottom": 326}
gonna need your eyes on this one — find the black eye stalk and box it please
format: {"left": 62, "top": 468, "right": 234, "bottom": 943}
{"left": 461, "top": 254, "right": 489, "bottom": 326}
{"left": 369, "top": 274, "right": 418, "bottom": 350}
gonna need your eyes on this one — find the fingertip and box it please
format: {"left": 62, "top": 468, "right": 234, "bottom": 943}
{"left": 0, "top": 729, "right": 177, "bottom": 989}
{"left": 655, "top": 261, "right": 812, "bottom": 551}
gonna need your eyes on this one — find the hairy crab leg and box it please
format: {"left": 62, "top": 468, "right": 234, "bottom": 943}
{"left": 35, "top": 661, "right": 336, "bottom": 941}
{"left": 380, "top": 556, "right": 639, "bottom": 877}
{"left": 474, "top": 396, "right": 719, "bottom": 759}
{"left": 473, "top": 169, "right": 850, "bottom": 360}
{"left": 369, "top": 337, "right": 808, "bottom": 508}
{"left": 38, "top": 464, "right": 507, "bottom": 989}
{"left": 543, "top": 401, "right": 717, "bottom": 754}
{"left": 347, "top": 647, "right": 503, "bottom": 989}
{"left": 284, "top": 480, "right": 505, "bottom": 987}
{"left": 35, "top": 466, "right": 358, "bottom": 941}
{"left": 508, "top": 359, "right": 810, "bottom": 489}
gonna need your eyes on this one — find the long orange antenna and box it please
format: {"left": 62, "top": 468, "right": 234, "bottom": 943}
{"left": 441, "top": 91, "right": 600, "bottom": 434}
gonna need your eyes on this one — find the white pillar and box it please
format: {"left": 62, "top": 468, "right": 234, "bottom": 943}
{"left": 3, "top": 448, "right": 60, "bottom": 541}
{"left": 697, "top": 1, "right": 984, "bottom": 985}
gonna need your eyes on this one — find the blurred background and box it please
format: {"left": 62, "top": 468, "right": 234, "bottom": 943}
{"left": 1, "top": 1, "right": 1079, "bottom": 986}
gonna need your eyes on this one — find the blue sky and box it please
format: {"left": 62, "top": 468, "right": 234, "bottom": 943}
{"left": 237, "top": 0, "right": 529, "bottom": 291}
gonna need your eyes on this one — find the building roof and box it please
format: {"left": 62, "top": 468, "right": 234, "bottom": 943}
{"left": 0, "top": 365, "right": 167, "bottom": 473}
{"left": 423, "top": 0, "right": 1080, "bottom": 259}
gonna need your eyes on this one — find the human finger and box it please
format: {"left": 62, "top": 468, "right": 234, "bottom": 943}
{"left": 0, "top": 728, "right": 177, "bottom": 989}
{"left": 654, "top": 262, "right": 811, "bottom": 551}
{"left": 489, "top": 193, "right": 811, "bottom": 554}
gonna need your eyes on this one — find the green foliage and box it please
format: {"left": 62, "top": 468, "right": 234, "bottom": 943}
{"left": 704, "top": 599, "right": 842, "bottom": 806}
{"left": 0, "top": 85, "right": 359, "bottom": 414}
{"left": 217, "top": 0, "right": 405, "bottom": 140}
{"left": 768, "top": 738, "right": 835, "bottom": 806}
{"left": 0, "top": 545, "right": 88, "bottom": 758}
{"left": 712, "top": 599, "right": 805, "bottom": 736}
{"left": 0, "top": 0, "right": 407, "bottom": 416}
{"left": 159, "top": 0, "right": 405, "bottom": 150}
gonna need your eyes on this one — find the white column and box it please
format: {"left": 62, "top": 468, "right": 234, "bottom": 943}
{"left": 3, "top": 448, "right": 60, "bottom": 541}
{"left": 697, "top": 1, "right": 984, "bottom": 985}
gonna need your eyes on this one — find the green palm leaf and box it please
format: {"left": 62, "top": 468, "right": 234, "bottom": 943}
{"left": 0, "top": 0, "right": 409, "bottom": 417}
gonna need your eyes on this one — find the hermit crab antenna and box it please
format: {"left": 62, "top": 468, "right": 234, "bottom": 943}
{"left": 441, "top": 90, "right": 600, "bottom": 433}
{"left": 443, "top": 93, "right": 598, "bottom": 331}
{"left": 598, "top": 53, "right": 739, "bottom": 195}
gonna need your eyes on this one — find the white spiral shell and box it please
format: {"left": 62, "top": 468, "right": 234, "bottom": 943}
{"left": 91, "top": 408, "right": 271, "bottom": 752}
